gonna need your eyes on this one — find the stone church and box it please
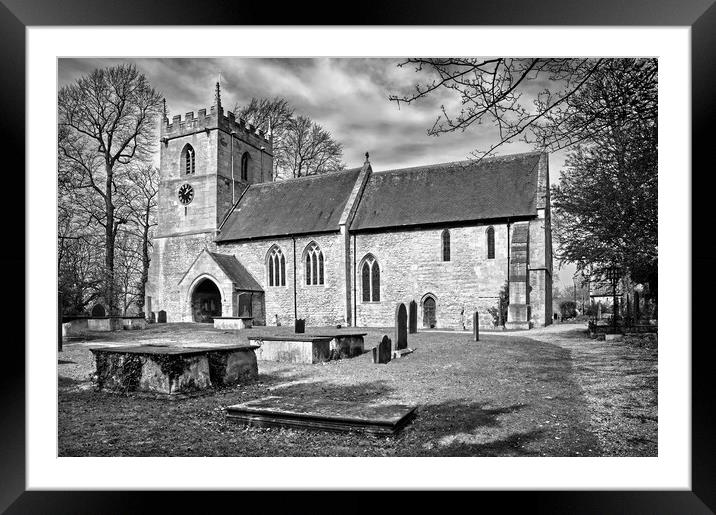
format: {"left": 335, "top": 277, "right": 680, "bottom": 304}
{"left": 146, "top": 85, "right": 553, "bottom": 330}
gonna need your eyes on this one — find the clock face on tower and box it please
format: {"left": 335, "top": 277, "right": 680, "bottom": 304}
{"left": 178, "top": 183, "right": 194, "bottom": 205}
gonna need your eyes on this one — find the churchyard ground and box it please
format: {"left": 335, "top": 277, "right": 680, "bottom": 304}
{"left": 58, "top": 323, "right": 657, "bottom": 457}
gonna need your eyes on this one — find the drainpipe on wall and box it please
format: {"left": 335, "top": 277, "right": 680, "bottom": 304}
{"left": 292, "top": 236, "right": 298, "bottom": 322}
{"left": 230, "top": 130, "right": 236, "bottom": 204}
{"left": 507, "top": 219, "right": 511, "bottom": 304}
{"left": 353, "top": 233, "right": 357, "bottom": 326}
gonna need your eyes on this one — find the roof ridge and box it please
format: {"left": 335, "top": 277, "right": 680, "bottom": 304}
{"left": 248, "top": 167, "right": 362, "bottom": 188}
{"left": 374, "top": 151, "right": 544, "bottom": 175}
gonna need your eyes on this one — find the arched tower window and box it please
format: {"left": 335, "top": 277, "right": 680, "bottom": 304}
{"left": 267, "top": 245, "right": 286, "bottom": 287}
{"left": 360, "top": 254, "right": 380, "bottom": 302}
{"left": 241, "top": 152, "right": 250, "bottom": 181}
{"left": 441, "top": 229, "right": 451, "bottom": 261}
{"left": 304, "top": 242, "right": 324, "bottom": 285}
{"left": 487, "top": 226, "right": 495, "bottom": 259}
{"left": 182, "top": 144, "right": 195, "bottom": 175}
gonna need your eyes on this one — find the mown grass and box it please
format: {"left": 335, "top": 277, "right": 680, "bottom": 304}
{"left": 58, "top": 323, "right": 656, "bottom": 457}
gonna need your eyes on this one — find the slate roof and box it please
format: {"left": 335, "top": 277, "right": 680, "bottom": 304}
{"left": 216, "top": 168, "right": 362, "bottom": 242}
{"left": 349, "top": 152, "right": 542, "bottom": 231}
{"left": 208, "top": 251, "right": 263, "bottom": 291}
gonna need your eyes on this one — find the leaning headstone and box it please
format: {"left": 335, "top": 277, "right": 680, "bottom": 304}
{"left": 408, "top": 301, "right": 417, "bottom": 334}
{"left": 394, "top": 303, "right": 408, "bottom": 351}
{"left": 372, "top": 335, "right": 392, "bottom": 364}
{"left": 157, "top": 310, "right": 167, "bottom": 323}
{"left": 473, "top": 311, "right": 479, "bottom": 341}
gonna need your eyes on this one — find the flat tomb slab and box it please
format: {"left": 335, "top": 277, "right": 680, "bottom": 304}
{"left": 226, "top": 396, "right": 417, "bottom": 435}
{"left": 214, "top": 317, "right": 252, "bottom": 330}
{"left": 248, "top": 335, "right": 334, "bottom": 342}
{"left": 90, "top": 345, "right": 259, "bottom": 395}
{"left": 248, "top": 334, "right": 366, "bottom": 361}
{"left": 249, "top": 337, "right": 331, "bottom": 364}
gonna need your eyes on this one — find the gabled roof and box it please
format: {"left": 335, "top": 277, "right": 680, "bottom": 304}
{"left": 349, "top": 152, "right": 542, "bottom": 231}
{"left": 178, "top": 249, "right": 263, "bottom": 292}
{"left": 208, "top": 251, "right": 263, "bottom": 291}
{"left": 216, "top": 168, "right": 362, "bottom": 242}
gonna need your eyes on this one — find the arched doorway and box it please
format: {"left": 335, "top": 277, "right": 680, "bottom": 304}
{"left": 191, "top": 278, "right": 222, "bottom": 323}
{"left": 422, "top": 295, "right": 437, "bottom": 328}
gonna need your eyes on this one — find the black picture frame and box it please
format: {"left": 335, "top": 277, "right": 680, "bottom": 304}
{"left": 4, "top": 1, "right": 711, "bottom": 512}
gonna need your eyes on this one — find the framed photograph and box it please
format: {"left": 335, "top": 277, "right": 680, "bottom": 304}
{"left": 5, "top": 0, "right": 711, "bottom": 511}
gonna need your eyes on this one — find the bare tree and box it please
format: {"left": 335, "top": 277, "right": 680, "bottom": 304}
{"left": 237, "top": 97, "right": 294, "bottom": 180}
{"left": 235, "top": 97, "right": 344, "bottom": 179}
{"left": 58, "top": 64, "right": 162, "bottom": 314}
{"left": 124, "top": 164, "right": 159, "bottom": 313}
{"left": 389, "top": 58, "right": 656, "bottom": 160}
{"left": 284, "top": 116, "right": 345, "bottom": 178}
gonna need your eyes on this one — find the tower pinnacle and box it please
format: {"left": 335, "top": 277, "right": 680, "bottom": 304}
{"left": 214, "top": 81, "right": 222, "bottom": 110}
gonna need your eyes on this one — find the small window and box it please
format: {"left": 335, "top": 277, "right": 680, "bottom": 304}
{"left": 442, "top": 229, "right": 451, "bottom": 261}
{"left": 267, "top": 246, "right": 286, "bottom": 287}
{"left": 304, "top": 242, "right": 324, "bottom": 285}
{"left": 487, "top": 226, "right": 495, "bottom": 259}
{"left": 182, "top": 144, "right": 195, "bottom": 175}
{"left": 360, "top": 255, "right": 380, "bottom": 302}
{"left": 241, "top": 152, "right": 249, "bottom": 181}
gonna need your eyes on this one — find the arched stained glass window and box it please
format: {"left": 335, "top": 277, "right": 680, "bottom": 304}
{"left": 241, "top": 152, "right": 249, "bottom": 181}
{"left": 362, "top": 261, "right": 371, "bottom": 302}
{"left": 442, "top": 229, "right": 451, "bottom": 261}
{"left": 267, "top": 246, "right": 286, "bottom": 287}
{"left": 360, "top": 255, "right": 380, "bottom": 302}
{"left": 487, "top": 226, "right": 495, "bottom": 259}
{"left": 304, "top": 242, "right": 324, "bottom": 285}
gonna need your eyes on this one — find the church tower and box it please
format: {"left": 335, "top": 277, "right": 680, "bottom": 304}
{"left": 146, "top": 83, "right": 273, "bottom": 322}
{"left": 156, "top": 82, "right": 274, "bottom": 239}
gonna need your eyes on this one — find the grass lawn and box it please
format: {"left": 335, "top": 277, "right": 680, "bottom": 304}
{"left": 58, "top": 323, "right": 657, "bottom": 457}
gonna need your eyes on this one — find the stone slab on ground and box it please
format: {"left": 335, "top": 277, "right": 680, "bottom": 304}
{"left": 226, "top": 396, "right": 417, "bottom": 435}
{"left": 90, "top": 344, "right": 258, "bottom": 395}
{"left": 391, "top": 348, "right": 414, "bottom": 359}
{"left": 213, "top": 317, "right": 252, "bottom": 330}
{"left": 604, "top": 334, "right": 624, "bottom": 341}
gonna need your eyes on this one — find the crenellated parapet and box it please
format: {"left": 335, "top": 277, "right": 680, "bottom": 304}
{"left": 161, "top": 105, "right": 273, "bottom": 150}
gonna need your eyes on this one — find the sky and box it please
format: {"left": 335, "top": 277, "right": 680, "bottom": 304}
{"left": 58, "top": 57, "right": 577, "bottom": 289}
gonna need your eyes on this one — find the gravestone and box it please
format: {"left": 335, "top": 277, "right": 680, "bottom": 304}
{"left": 408, "top": 301, "right": 417, "bottom": 334}
{"left": 372, "top": 335, "right": 392, "bottom": 364}
{"left": 157, "top": 310, "right": 167, "bottom": 323}
{"left": 473, "top": 311, "right": 479, "bottom": 341}
{"left": 91, "top": 304, "right": 106, "bottom": 317}
{"left": 394, "top": 303, "right": 408, "bottom": 351}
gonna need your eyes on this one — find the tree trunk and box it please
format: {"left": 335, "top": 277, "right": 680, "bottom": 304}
{"left": 137, "top": 206, "right": 151, "bottom": 312}
{"left": 104, "top": 164, "right": 116, "bottom": 315}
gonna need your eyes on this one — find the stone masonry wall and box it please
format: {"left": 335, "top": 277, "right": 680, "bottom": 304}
{"left": 146, "top": 232, "right": 216, "bottom": 323}
{"left": 352, "top": 224, "right": 510, "bottom": 329}
{"left": 216, "top": 233, "right": 347, "bottom": 327}
{"left": 158, "top": 131, "right": 220, "bottom": 237}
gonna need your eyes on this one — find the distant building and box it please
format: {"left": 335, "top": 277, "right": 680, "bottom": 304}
{"left": 146, "top": 84, "right": 553, "bottom": 330}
